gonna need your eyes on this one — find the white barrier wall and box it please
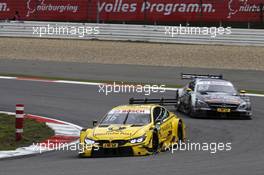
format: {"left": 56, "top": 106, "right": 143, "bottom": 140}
{"left": 0, "top": 21, "right": 264, "bottom": 46}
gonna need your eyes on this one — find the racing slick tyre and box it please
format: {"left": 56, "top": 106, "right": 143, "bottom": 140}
{"left": 78, "top": 153, "right": 85, "bottom": 158}
{"left": 151, "top": 131, "right": 159, "bottom": 154}
{"left": 244, "top": 115, "right": 252, "bottom": 120}
{"left": 177, "top": 101, "right": 183, "bottom": 112}
{"left": 186, "top": 98, "right": 196, "bottom": 118}
{"left": 177, "top": 120, "right": 184, "bottom": 142}
{"left": 175, "top": 90, "right": 180, "bottom": 111}
{"left": 170, "top": 121, "right": 184, "bottom": 150}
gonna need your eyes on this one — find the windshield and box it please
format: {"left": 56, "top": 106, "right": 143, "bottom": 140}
{"left": 197, "top": 81, "right": 236, "bottom": 94}
{"left": 100, "top": 110, "right": 151, "bottom": 125}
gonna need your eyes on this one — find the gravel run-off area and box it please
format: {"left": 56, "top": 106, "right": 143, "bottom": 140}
{"left": 0, "top": 37, "right": 263, "bottom": 71}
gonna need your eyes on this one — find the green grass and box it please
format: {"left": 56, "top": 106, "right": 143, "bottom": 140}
{"left": 0, "top": 73, "right": 263, "bottom": 95}
{"left": 0, "top": 114, "right": 54, "bottom": 150}
{"left": 244, "top": 89, "right": 264, "bottom": 95}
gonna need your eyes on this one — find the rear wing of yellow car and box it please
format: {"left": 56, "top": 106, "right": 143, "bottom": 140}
{"left": 129, "top": 95, "right": 178, "bottom": 107}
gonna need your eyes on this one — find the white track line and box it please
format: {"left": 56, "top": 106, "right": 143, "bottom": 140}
{"left": 0, "top": 76, "right": 16, "bottom": 79}
{"left": 0, "top": 75, "right": 264, "bottom": 98}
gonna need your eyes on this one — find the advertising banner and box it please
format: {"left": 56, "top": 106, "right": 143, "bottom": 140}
{"left": 0, "top": 0, "right": 263, "bottom": 22}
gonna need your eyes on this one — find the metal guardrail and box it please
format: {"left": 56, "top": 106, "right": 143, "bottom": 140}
{"left": 0, "top": 21, "right": 264, "bottom": 46}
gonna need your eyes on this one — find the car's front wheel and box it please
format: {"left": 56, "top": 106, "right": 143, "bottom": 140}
{"left": 185, "top": 98, "right": 192, "bottom": 113}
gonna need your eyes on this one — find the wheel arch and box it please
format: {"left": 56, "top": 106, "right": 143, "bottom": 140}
{"left": 80, "top": 128, "right": 93, "bottom": 142}
{"left": 172, "top": 118, "right": 186, "bottom": 142}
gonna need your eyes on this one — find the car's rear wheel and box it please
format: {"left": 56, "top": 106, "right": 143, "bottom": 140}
{"left": 171, "top": 121, "right": 184, "bottom": 150}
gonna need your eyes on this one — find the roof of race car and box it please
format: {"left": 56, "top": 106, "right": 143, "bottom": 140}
{"left": 196, "top": 78, "right": 233, "bottom": 84}
{"left": 110, "top": 104, "right": 157, "bottom": 113}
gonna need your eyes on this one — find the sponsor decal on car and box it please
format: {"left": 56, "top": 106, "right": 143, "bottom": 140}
{"left": 109, "top": 109, "right": 151, "bottom": 114}
{"left": 94, "top": 132, "right": 132, "bottom": 136}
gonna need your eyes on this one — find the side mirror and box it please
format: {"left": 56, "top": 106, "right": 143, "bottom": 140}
{"left": 155, "top": 118, "right": 161, "bottom": 125}
{"left": 156, "top": 121, "right": 161, "bottom": 125}
{"left": 92, "top": 120, "right": 98, "bottom": 127}
{"left": 186, "top": 88, "right": 192, "bottom": 93}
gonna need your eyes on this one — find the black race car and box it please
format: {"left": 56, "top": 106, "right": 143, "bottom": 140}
{"left": 176, "top": 73, "right": 252, "bottom": 119}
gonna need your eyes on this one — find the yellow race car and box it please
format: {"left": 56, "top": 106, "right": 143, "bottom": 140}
{"left": 79, "top": 104, "right": 186, "bottom": 157}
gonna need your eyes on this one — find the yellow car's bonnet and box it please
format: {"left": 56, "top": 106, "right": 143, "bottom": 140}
{"left": 91, "top": 124, "right": 150, "bottom": 140}
{"left": 88, "top": 105, "right": 154, "bottom": 140}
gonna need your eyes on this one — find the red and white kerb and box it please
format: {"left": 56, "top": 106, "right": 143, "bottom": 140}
{"left": 16, "top": 104, "right": 24, "bottom": 141}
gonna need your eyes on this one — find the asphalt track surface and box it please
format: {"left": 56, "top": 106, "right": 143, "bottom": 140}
{"left": 0, "top": 76, "right": 264, "bottom": 175}
{"left": 0, "top": 59, "right": 264, "bottom": 90}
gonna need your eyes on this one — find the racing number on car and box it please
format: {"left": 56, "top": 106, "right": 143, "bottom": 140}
{"left": 105, "top": 115, "right": 117, "bottom": 121}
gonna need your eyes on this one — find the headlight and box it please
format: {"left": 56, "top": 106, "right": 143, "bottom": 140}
{"left": 238, "top": 102, "right": 248, "bottom": 110}
{"left": 130, "top": 135, "right": 145, "bottom": 144}
{"left": 84, "top": 138, "right": 95, "bottom": 145}
{"left": 195, "top": 99, "right": 209, "bottom": 108}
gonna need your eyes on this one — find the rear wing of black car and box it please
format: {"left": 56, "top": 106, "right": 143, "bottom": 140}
{"left": 181, "top": 73, "right": 223, "bottom": 80}
{"left": 129, "top": 93, "right": 178, "bottom": 107}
